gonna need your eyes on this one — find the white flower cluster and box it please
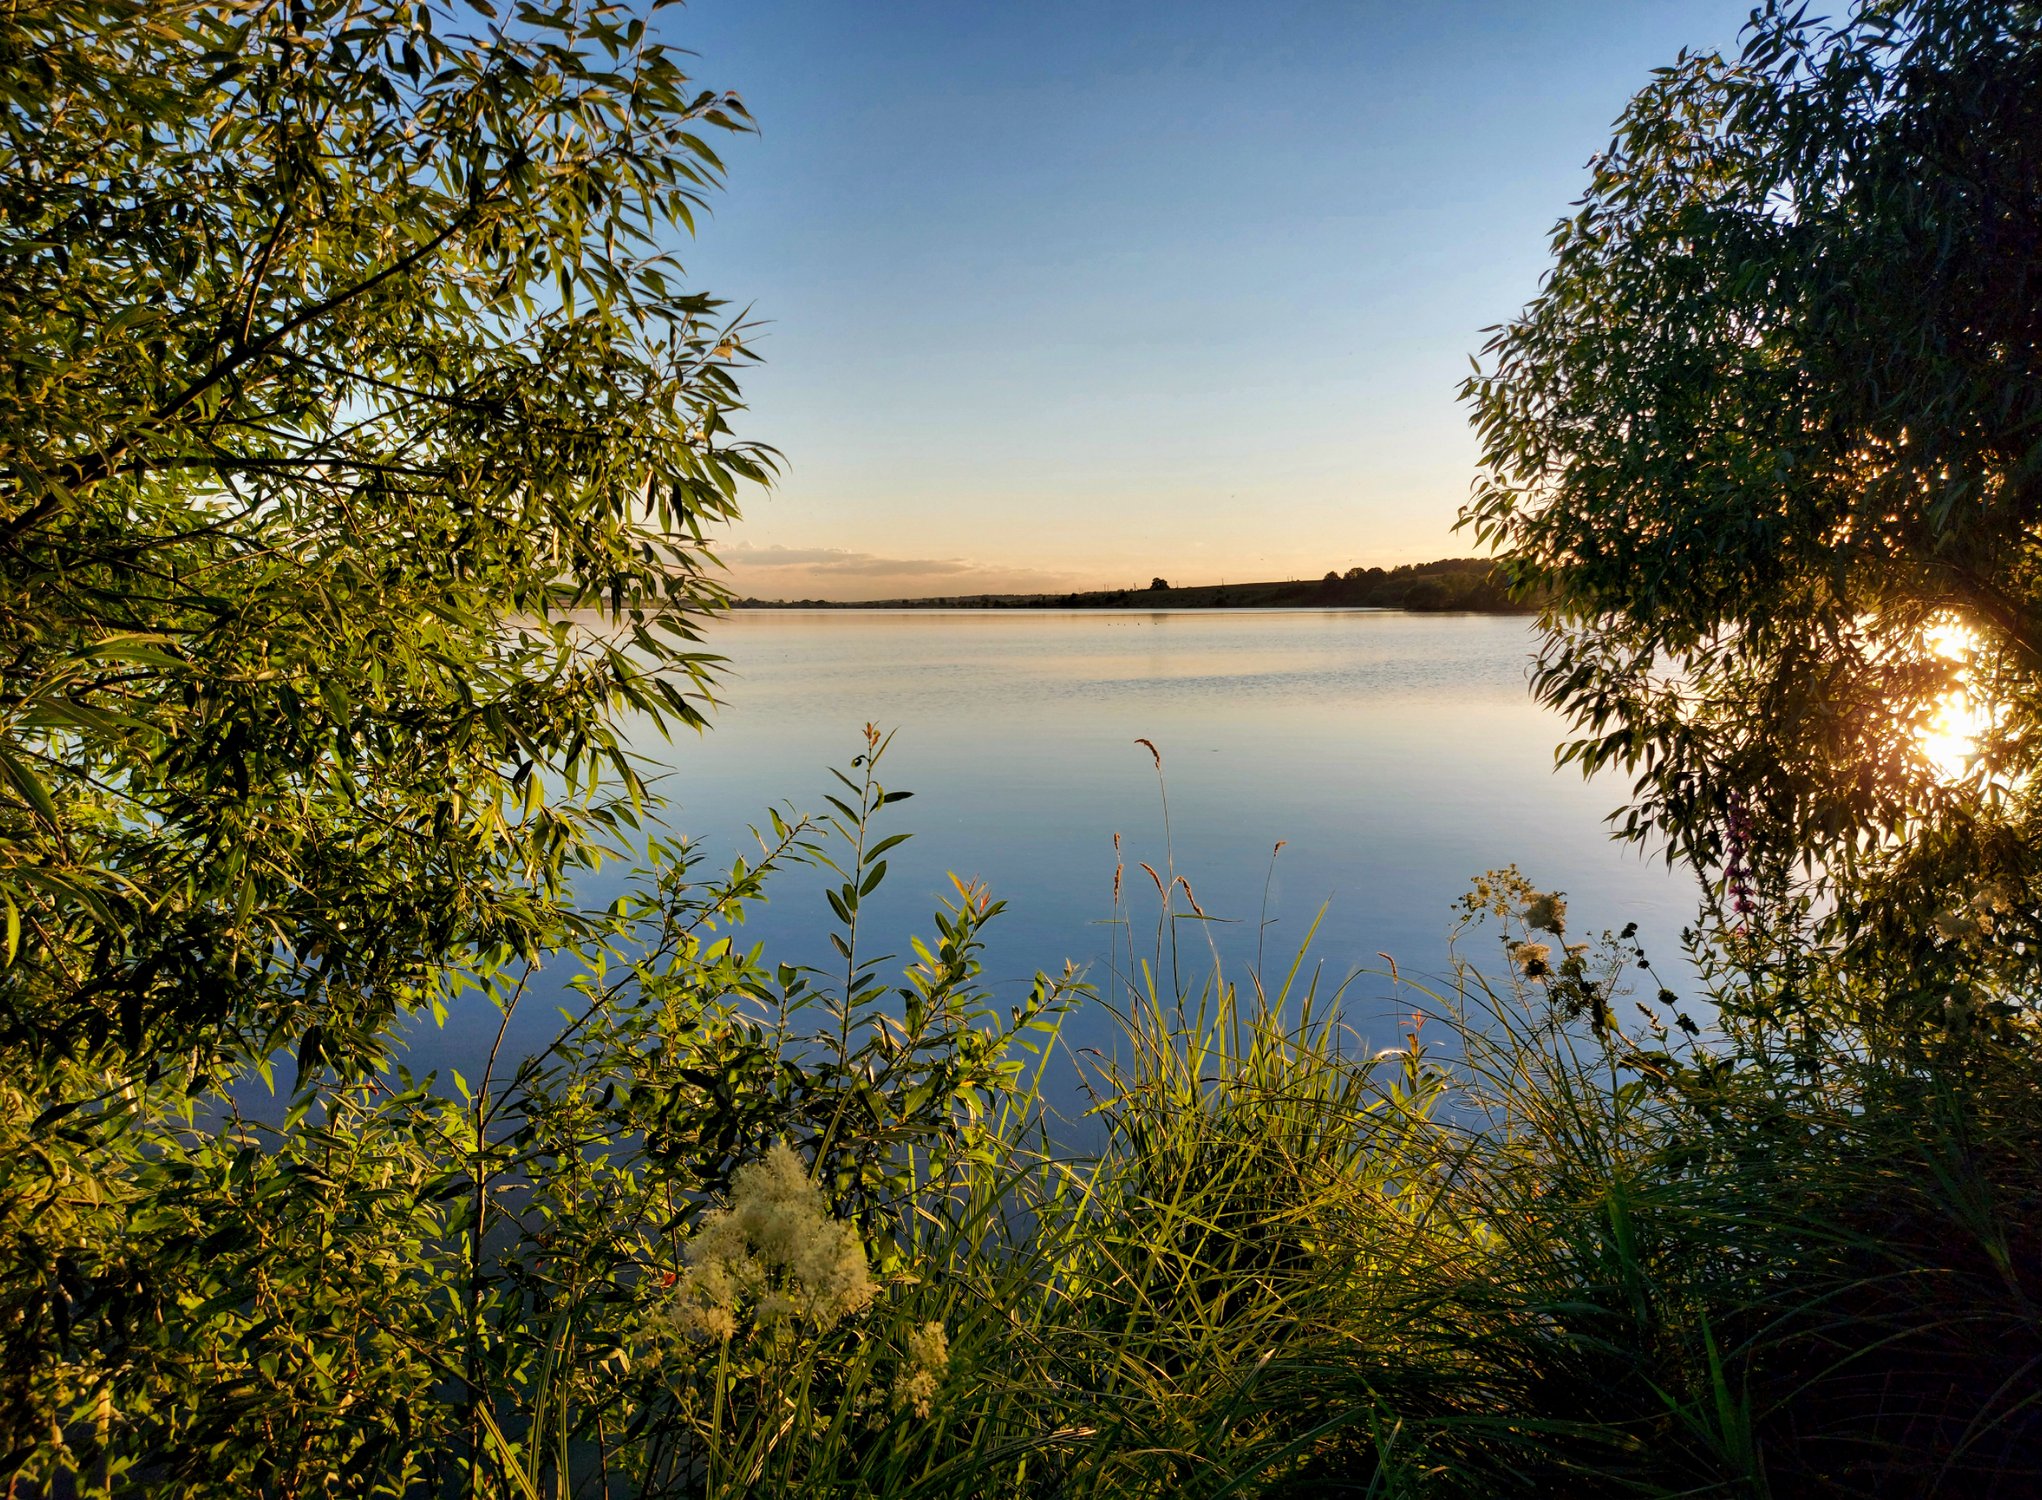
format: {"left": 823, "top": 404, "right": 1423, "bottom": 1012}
{"left": 892, "top": 1319, "right": 950, "bottom": 1418}
{"left": 665, "top": 1143, "right": 875, "bottom": 1342}
{"left": 1933, "top": 878, "right": 2021, "bottom": 943}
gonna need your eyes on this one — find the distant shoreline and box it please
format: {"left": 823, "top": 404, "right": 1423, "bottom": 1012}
{"left": 732, "top": 556, "right": 1535, "bottom": 615}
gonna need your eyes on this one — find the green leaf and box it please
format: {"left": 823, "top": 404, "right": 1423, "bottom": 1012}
{"left": 864, "top": 832, "right": 911, "bottom": 862}
{"left": 0, "top": 742, "right": 63, "bottom": 835}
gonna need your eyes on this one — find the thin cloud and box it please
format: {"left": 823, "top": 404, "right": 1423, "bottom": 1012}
{"left": 717, "top": 542, "right": 1080, "bottom": 600}
{"left": 724, "top": 543, "right": 976, "bottom": 577}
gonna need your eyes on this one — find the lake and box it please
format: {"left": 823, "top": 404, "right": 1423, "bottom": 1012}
{"left": 413, "top": 608, "right": 1702, "bottom": 1078}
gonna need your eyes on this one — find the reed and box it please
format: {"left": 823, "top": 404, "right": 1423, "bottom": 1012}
{"left": 8, "top": 739, "right": 2038, "bottom": 1497}
{"left": 622, "top": 750, "right": 2042, "bottom": 1499}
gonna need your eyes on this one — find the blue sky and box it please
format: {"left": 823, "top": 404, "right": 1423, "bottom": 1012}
{"left": 666, "top": 1, "right": 1755, "bottom": 600}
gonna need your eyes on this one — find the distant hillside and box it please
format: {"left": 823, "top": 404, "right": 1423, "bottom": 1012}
{"left": 736, "top": 557, "right": 1535, "bottom": 613}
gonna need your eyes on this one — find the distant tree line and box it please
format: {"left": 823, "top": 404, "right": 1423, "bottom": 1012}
{"left": 1041, "top": 558, "right": 1527, "bottom": 612}
{"left": 1320, "top": 558, "right": 1519, "bottom": 610}
{"left": 741, "top": 558, "right": 1531, "bottom": 611}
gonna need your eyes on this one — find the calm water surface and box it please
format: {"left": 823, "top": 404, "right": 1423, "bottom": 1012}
{"left": 429, "top": 608, "right": 1699, "bottom": 1072}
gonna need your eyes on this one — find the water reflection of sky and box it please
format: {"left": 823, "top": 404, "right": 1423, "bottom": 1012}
{"left": 395, "top": 609, "right": 1702, "bottom": 1091}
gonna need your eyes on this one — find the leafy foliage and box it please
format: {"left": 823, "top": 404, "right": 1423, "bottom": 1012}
{"left": 0, "top": 0, "right": 772, "bottom": 1072}
{"left": 7, "top": 729, "right": 2037, "bottom": 1496}
{"left": 9, "top": 0, "right": 2042, "bottom": 1493}
{"left": 1460, "top": 0, "right": 2042, "bottom": 1020}
{"left": 1, "top": 739, "right": 1083, "bottom": 1495}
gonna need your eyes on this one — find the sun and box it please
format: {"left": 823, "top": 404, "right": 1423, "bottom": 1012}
{"left": 1916, "top": 620, "right": 1988, "bottom": 782}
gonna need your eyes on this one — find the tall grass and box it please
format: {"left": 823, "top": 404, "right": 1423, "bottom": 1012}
{"left": 644, "top": 826, "right": 2042, "bottom": 1498}
{"left": 9, "top": 740, "right": 2039, "bottom": 1496}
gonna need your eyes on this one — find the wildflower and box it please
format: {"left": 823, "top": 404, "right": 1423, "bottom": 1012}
{"left": 664, "top": 1143, "right": 875, "bottom": 1342}
{"left": 892, "top": 1320, "right": 950, "bottom": 1418}
{"left": 1511, "top": 940, "right": 1552, "bottom": 979}
{"left": 1525, "top": 891, "right": 1567, "bottom": 935}
{"left": 1933, "top": 905, "right": 1984, "bottom": 942}
{"left": 668, "top": 1257, "right": 742, "bottom": 1342}
{"left": 1975, "top": 877, "right": 2020, "bottom": 915}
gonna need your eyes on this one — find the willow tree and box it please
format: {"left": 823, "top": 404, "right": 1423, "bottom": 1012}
{"left": 1462, "top": 0, "right": 2042, "bottom": 1028}
{"left": 0, "top": 0, "right": 770, "bottom": 1077}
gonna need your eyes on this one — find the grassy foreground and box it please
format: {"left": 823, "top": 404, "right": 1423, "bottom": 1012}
{"left": 5, "top": 742, "right": 2039, "bottom": 1497}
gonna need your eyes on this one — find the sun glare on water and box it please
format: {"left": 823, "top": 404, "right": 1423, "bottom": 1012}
{"left": 1917, "top": 620, "right": 1988, "bottom": 782}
